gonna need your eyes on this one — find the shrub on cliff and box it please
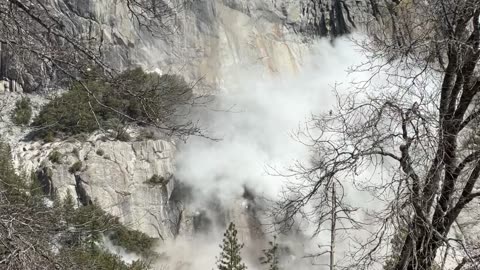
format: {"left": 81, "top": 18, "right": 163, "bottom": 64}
{"left": 144, "top": 174, "right": 170, "bottom": 186}
{"left": 66, "top": 203, "right": 156, "bottom": 258}
{"left": 0, "top": 141, "right": 64, "bottom": 269}
{"left": 109, "top": 225, "right": 156, "bottom": 257}
{"left": 59, "top": 246, "right": 148, "bottom": 270}
{"left": 48, "top": 150, "right": 62, "bottom": 164}
{"left": 68, "top": 161, "right": 82, "bottom": 173}
{"left": 11, "top": 97, "right": 32, "bottom": 125}
{"left": 31, "top": 80, "right": 103, "bottom": 138}
{"left": 31, "top": 68, "right": 193, "bottom": 140}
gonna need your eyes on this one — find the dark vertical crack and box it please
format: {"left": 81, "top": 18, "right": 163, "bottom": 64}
{"left": 74, "top": 174, "right": 92, "bottom": 206}
{"left": 35, "top": 167, "right": 56, "bottom": 197}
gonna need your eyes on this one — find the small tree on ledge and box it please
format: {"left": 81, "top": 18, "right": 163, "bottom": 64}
{"left": 216, "top": 222, "right": 247, "bottom": 270}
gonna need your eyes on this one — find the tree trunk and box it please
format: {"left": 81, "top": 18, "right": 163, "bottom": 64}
{"left": 0, "top": 42, "right": 6, "bottom": 80}
{"left": 330, "top": 182, "right": 336, "bottom": 270}
{"left": 394, "top": 223, "right": 442, "bottom": 270}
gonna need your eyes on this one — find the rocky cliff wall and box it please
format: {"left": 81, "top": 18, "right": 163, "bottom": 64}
{"left": 1, "top": 0, "right": 377, "bottom": 92}
{"left": 1, "top": 0, "right": 381, "bottom": 243}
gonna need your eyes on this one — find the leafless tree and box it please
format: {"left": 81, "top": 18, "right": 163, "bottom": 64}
{"left": 292, "top": 180, "right": 360, "bottom": 269}
{"left": 451, "top": 242, "right": 480, "bottom": 270}
{"left": 277, "top": 0, "right": 480, "bottom": 269}
{"left": 0, "top": 2, "right": 191, "bottom": 268}
{"left": 0, "top": 0, "right": 184, "bottom": 83}
{"left": 0, "top": 142, "right": 65, "bottom": 269}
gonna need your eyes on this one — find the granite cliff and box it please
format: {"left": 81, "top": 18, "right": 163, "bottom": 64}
{"left": 0, "top": 0, "right": 381, "bottom": 255}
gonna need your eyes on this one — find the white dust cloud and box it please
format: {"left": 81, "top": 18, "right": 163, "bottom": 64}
{"left": 175, "top": 37, "right": 367, "bottom": 202}
{"left": 161, "top": 36, "right": 374, "bottom": 269}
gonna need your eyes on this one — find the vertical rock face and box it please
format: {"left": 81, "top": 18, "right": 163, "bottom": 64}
{"left": 4, "top": 0, "right": 381, "bottom": 245}
{"left": 299, "top": 0, "right": 354, "bottom": 37}
{"left": 11, "top": 131, "right": 267, "bottom": 243}
{"left": 2, "top": 0, "right": 379, "bottom": 92}
{"left": 135, "top": 0, "right": 378, "bottom": 90}
{"left": 297, "top": 0, "right": 389, "bottom": 37}
{"left": 12, "top": 137, "right": 178, "bottom": 239}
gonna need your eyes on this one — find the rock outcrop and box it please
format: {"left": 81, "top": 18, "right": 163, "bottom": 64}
{"left": 12, "top": 135, "right": 178, "bottom": 238}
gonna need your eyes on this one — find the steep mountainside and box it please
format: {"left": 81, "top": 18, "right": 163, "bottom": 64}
{"left": 0, "top": 0, "right": 382, "bottom": 248}
{"left": 1, "top": 0, "right": 376, "bottom": 92}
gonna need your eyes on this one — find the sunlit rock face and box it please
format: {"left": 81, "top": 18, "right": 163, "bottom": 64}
{"left": 1, "top": 0, "right": 375, "bottom": 92}
{"left": 133, "top": 0, "right": 372, "bottom": 91}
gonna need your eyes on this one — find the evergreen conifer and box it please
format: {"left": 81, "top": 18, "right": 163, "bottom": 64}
{"left": 216, "top": 222, "right": 247, "bottom": 270}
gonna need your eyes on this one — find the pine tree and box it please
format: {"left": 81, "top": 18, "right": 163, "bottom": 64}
{"left": 259, "top": 236, "right": 280, "bottom": 270}
{"left": 216, "top": 222, "right": 247, "bottom": 270}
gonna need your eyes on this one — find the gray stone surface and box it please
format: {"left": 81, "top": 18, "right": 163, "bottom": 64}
{"left": 3, "top": 0, "right": 376, "bottom": 92}
{"left": 12, "top": 134, "right": 178, "bottom": 238}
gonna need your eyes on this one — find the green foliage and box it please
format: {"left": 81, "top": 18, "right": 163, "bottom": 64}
{"left": 138, "top": 129, "right": 155, "bottom": 140}
{"left": 11, "top": 97, "right": 32, "bottom": 125}
{"left": 44, "top": 131, "right": 55, "bottom": 143}
{"left": 0, "top": 141, "right": 65, "bottom": 268}
{"left": 63, "top": 189, "right": 76, "bottom": 214}
{"left": 60, "top": 246, "right": 148, "bottom": 270}
{"left": 32, "top": 68, "right": 192, "bottom": 140}
{"left": 32, "top": 82, "right": 100, "bottom": 138}
{"left": 145, "top": 174, "right": 169, "bottom": 186}
{"left": 48, "top": 150, "right": 62, "bottom": 164}
{"left": 259, "top": 236, "right": 280, "bottom": 270}
{"left": 0, "top": 140, "right": 153, "bottom": 269}
{"left": 0, "top": 142, "right": 29, "bottom": 201}
{"left": 69, "top": 161, "right": 82, "bottom": 173}
{"left": 109, "top": 225, "right": 156, "bottom": 257}
{"left": 65, "top": 203, "right": 155, "bottom": 258}
{"left": 66, "top": 203, "right": 116, "bottom": 246}
{"left": 96, "top": 149, "right": 105, "bottom": 156}
{"left": 216, "top": 222, "right": 247, "bottom": 270}
{"left": 77, "top": 203, "right": 110, "bottom": 226}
